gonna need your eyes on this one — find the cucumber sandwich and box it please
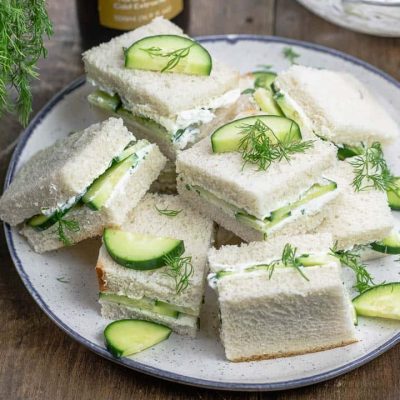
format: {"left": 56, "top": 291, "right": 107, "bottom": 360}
{"left": 176, "top": 114, "right": 339, "bottom": 242}
{"left": 271, "top": 65, "right": 400, "bottom": 156}
{"left": 83, "top": 17, "right": 242, "bottom": 160}
{"left": 207, "top": 233, "right": 357, "bottom": 362}
{"left": 96, "top": 193, "right": 214, "bottom": 337}
{"left": 316, "top": 161, "right": 397, "bottom": 259}
{"left": 0, "top": 118, "right": 166, "bottom": 253}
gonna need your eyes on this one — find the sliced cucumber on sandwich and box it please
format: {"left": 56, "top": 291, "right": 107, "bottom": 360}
{"left": 252, "top": 71, "right": 277, "bottom": 90}
{"left": 211, "top": 115, "right": 301, "bottom": 153}
{"left": 253, "top": 88, "right": 283, "bottom": 116}
{"left": 353, "top": 283, "right": 400, "bottom": 320}
{"left": 87, "top": 90, "right": 121, "bottom": 112}
{"left": 82, "top": 154, "right": 138, "bottom": 210}
{"left": 370, "top": 230, "right": 400, "bottom": 254}
{"left": 386, "top": 177, "right": 400, "bottom": 210}
{"left": 104, "top": 319, "right": 172, "bottom": 358}
{"left": 103, "top": 228, "right": 185, "bottom": 270}
{"left": 124, "top": 35, "right": 212, "bottom": 76}
{"left": 336, "top": 144, "right": 363, "bottom": 161}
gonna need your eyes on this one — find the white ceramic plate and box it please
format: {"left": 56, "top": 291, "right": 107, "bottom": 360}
{"left": 5, "top": 36, "right": 400, "bottom": 391}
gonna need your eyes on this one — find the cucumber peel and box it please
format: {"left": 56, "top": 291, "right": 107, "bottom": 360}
{"left": 103, "top": 228, "right": 185, "bottom": 270}
{"left": 353, "top": 283, "right": 400, "bottom": 320}
{"left": 104, "top": 319, "right": 172, "bottom": 358}
{"left": 370, "top": 230, "right": 400, "bottom": 255}
{"left": 387, "top": 177, "right": 400, "bottom": 211}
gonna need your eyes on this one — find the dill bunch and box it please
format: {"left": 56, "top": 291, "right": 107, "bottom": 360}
{"left": 0, "top": 0, "right": 53, "bottom": 126}
{"left": 350, "top": 142, "right": 394, "bottom": 192}
{"left": 163, "top": 254, "right": 194, "bottom": 294}
{"left": 238, "top": 118, "right": 314, "bottom": 170}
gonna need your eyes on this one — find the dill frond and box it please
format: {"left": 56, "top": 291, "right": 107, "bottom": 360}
{"left": 154, "top": 205, "right": 182, "bottom": 217}
{"left": 163, "top": 254, "right": 194, "bottom": 294}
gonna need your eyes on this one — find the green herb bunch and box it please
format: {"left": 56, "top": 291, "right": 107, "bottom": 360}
{"left": 0, "top": 0, "right": 53, "bottom": 125}
{"left": 238, "top": 118, "right": 314, "bottom": 170}
{"left": 351, "top": 142, "right": 395, "bottom": 192}
{"left": 163, "top": 253, "right": 194, "bottom": 294}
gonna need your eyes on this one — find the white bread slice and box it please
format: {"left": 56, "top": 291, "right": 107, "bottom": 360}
{"left": 208, "top": 234, "right": 357, "bottom": 362}
{"left": 317, "top": 161, "right": 394, "bottom": 250}
{"left": 275, "top": 65, "right": 400, "bottom": 146}
{"left": 83, "top": 17, "right": 239, "bottom": 118}
{"left": 176, "top": 136, "right": 337, "bottom": 219}
{"left": 20, "top": 142, "right": 166, "bottom": 253}
{"left": 96, "top": 193, "right": 214, "bottom": 337}
{"left": 99, "top": 301, "right": 197, "bottom": 337}
{"left": 0, "top": 118, "right": 132, "bottom": 226}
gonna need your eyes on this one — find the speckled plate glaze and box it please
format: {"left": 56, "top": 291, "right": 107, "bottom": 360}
{"left": 4, "top": 36, "right": 400, "bottom": 391}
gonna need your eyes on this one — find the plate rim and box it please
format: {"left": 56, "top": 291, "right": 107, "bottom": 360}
{"left": 4, "top": 34, "right": 400, "bottom": 392}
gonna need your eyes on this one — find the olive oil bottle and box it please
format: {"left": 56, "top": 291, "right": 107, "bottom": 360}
{"left": 77, "top": 0, "right": 189, "bottom": 49}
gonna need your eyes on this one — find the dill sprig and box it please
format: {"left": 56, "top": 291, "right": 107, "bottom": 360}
{"left": 283, "top": 47, "right": 300, "bottom": 64}
{"left": 281, "top": 243, "right": 310, "bottom": 281}
{"left": 140, "top": 43, "right": 194, "bottom": 73}
{"left": 54, "top": 211, "right": 80, "bottom": 246}
{"left": 330, "top": 243, "right": 375, "bottom": 293}
{"left": 246, "top": 243, "right": 309, "bottom": 281}
{"left": 350, "top": 142, "right": 394, "bottom": 192}
{"left": 0, "top": 0, "right": 53, "bottom": 125}
{"left": 238, "top": 118, "right": 314, "bottom": 170}
{"left": 163, "top": 254, "right": 194, "bottom": 294}
{"left": 154, "top": 205, "right": 182, "bottom": 217}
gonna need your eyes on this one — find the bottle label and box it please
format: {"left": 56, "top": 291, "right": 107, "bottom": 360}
{"left": 98, "top": 0, "right": 183, "bottom": 30}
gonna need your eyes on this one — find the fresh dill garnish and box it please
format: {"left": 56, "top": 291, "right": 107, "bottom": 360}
{"left": 281, "top": 243, "right": 310, "bottom": 281}
{"left": 350, "top": 142, "right": 395, "bottom": 192}
{"left": 0, "top": 0, "right": 53, "bottom": 125}
{"left": 238, "top": 118, "right": 314, "bottom": 170}
{"left": 330, "top": 243, "right": 375, "bottom": 293}
{"left": 246, "top": 243, "right": 309, "bottom": 281}
{"left": 163, "top": 254, "right": 194, "bottom": 294}
{"left": 140, "top": 43, "right": 194, "bottom": 73}
{"left": 154, "top": 205, "right": 182, "bottom": 217}
{"left": 56, "top": 276, "right": 70, "bottom": 284}
{"left": 283, "top": 47, "right": 300, "bottom": 64}
{"left": 54, "top": 210, "right": 80, "bottom": 246}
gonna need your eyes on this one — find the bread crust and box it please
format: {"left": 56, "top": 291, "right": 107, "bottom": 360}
{"left": 96, "top": 260, "right": 107, "bottom": 292}
{"left": 227, "top": 338, "right": 358, "bottom": 362}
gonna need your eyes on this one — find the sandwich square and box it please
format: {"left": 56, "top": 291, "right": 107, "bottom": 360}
{"left": 96, "top": 193, "right": 214, "bottom": 337}
{"left": 208, "top": 234, "right": 357, "bottom": 361}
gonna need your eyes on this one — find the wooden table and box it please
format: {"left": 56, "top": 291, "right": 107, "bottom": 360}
{"left": 1, "top": 1, "right": 399, "bottom": 399}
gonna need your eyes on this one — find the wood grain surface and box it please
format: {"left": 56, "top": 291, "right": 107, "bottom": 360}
{"left": 1, "top": 1, "right": 400, "bottom": 399}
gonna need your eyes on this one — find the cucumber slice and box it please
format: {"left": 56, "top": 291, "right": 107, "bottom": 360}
{"left": 82, "top": 154, "right": 137, "bottom": 210}
{"left": 370, "top": 230, "right": 400, "bottom": 254}
{"left": 112, "top": 140, "right": 149, "bottom": 164}
{"left": 103, "top": 228, "right": 185, "bottom": 270}
{"left": 252, "top": 71, "right": 277, "bottom": 89}
{"left": 87, "top": 90, "right": 121, "bottom": 112}
{"left": 99, "top": 293, "right": 179, "bottom": 318}
{"left": 216, "top": 270, "right": 235, "bottom": 279}
{"left": 104, "top": 319, "right": 171, "bottom": 358}
{"left": 337, "top": 144, "right": 363, "bottom": 161}
{"left": 211, "top": 115, "right": 302, "bottom": 153}
{"left": 352, "top": 304, "right": 358, "bottom": 326}
{"left": 297, "top": 254, "right": 339, "bottom": 266}
{"left": 352, "top": 283, "right": 400, "bottom": 320}
{"left": 124, "top": 35, "right": 212, "bottom": 76}
{"left": 27, "top": 202, "right": 77, "bottom": 231}
{"left": 253, "top": 88, "right": 283, "bottom": 116}
{"left": 387, "top": 177, "right": 400, "bottom": 211}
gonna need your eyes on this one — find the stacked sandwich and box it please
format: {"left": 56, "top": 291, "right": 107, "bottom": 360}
{"left": 83, "top": 17, "right": 243, "bottom": 160}
{"left": 96, "top": 193, "right": 214, "bottom": 337}
{"left": 0, "top": 118, "right": 166, "bottom": 252}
